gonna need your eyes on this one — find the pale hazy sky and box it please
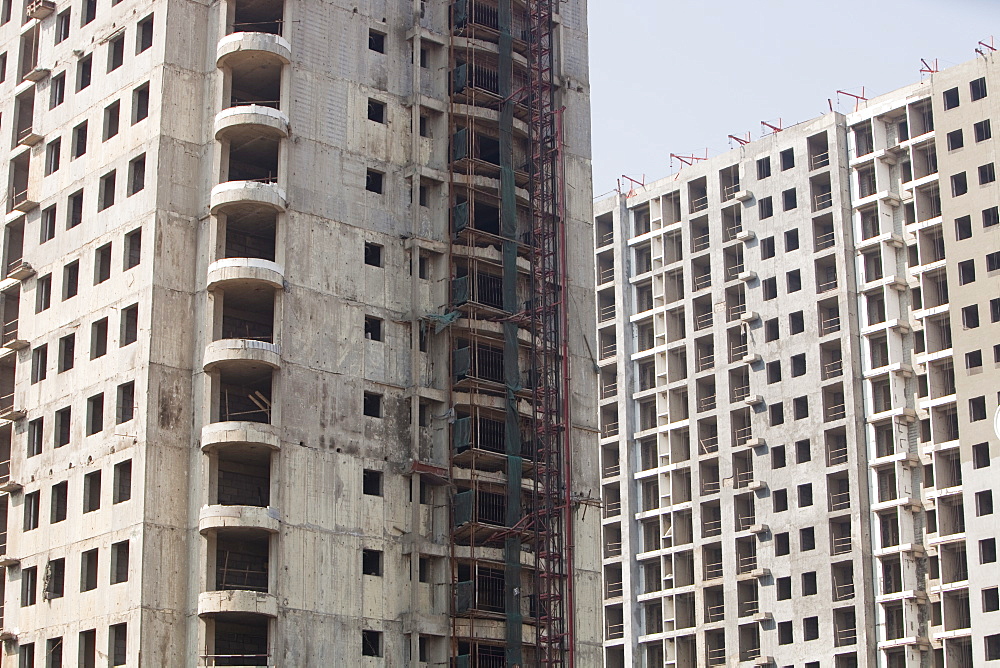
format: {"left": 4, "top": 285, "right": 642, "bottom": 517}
{"left": 588, "top": 0, "right": 1000, "bottom": 196}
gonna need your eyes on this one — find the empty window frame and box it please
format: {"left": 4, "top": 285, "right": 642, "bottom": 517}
{"left": 120, "top": 304, "right": 138, "bottom": 345}
{"left": 127, "top": 155, "right": 145, "bottom": 195}
{"left": 113, "top": 459, "right": 132, "bottom": 503}
{"left": 58, "top": 333, "right": 75, "bottom": 372}
{"left": 132, "top": 82, "right": 149, "bottom": 124}
{"left": 51, "top": 481, "right": 68, "bottom": 522}
{"left": 368, "top": 30, "right": 385, "bottom": 53}
{"left": 62, "top": 260, "right": 79, "bottom": 300}
{"left": 83, "top": 471, "right": 101, "bottom": 513}
{"left": 975, "top": 119, "right": 992, "bottom": 142}
{"left": 103, "top": 101, "right": 120, "bottom": 140}
{"left": 99, "top": 171, "right": 116, "bottom": 210}
{"left": 107, "top": 33, "right": 124, "bottom": 71}
{"left": 49, "top": 72, "right": 65, "bottom": 108}
{"left": 756, "top": 157, "right": 771, "bottom": 179}
{"left": 76, "top": 54, "right": 92, "bottom": 91}
{"left": 55, "top": 407, "right": 71, "bottom": 447}
{"left": 30, "top": 344, "right": 47, "bottom": 383}
{"left": 91, "top": 317, "right": 109, "bottom": 358}
{"left": 94, "top": 243, "right": 111, "bottom": 283}
{"left": 943, "top": 87, "right": 960, "bottom": 110}
{"left": 110, "top": 541, "right": 129, "bottom": 584}
{"left": 970, "top": 77, "right": 987, "bottom": 101}
{"left": 36, "top": 274, "right": 52, "bottom": 312}
{"left": 124, "top": 229, "right": 141, "bottom": 268}
{"left": 72, "top": 121, "right": 87, "bottom": 158}
{"left": 367, "top": 98, "right": 385, "bottom": 123}
{"left": 86, "top": 394, "right": 104, "bottom": 435}
{"left": 365, "top": 169, "right": 384, "bottom": 193}
{"left": 362, "top": 469, "right": 383, "bottom": 496}
{"left": 116, "top": 381, "right": 134, "bottom": 424}
{"left": 136, "top": 14, "right": 153, "bottom": 53}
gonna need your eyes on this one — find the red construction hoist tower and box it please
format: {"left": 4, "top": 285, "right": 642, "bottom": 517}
{"left": 524, "top": 0, "right": 575, "bottom": 665}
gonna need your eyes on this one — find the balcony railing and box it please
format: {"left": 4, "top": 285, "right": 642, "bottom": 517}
{"left": 810, "top": 151, "right": 830, "bottom": 169}
{"left": 705, "top": 603, "right": 725, "bottom": 622}
{"left": 692, "top": 272, "right": 712, "bottom": 291}
{"left": 722, "top": 183, "right": 740, "bottom": 201}
{"left": 834, "top": 580, "right": 855, "bottom": 601}
{"left": 737, "top": 553, "right": 757, "bottom": 574}
{"left": 602, "top": 463, "right": 620, "bottom": 478}
{"left": 733, "top": 426, "right": 752, "bottom": 447}
{"left": 601, "top": 422, "right": 619, "bottom": 439}
{"left": 606, "top": 580, "right": 624, "bottom": 598}
{"left": 690, "top": 195, "right": 709, "bottom": 212}
{"left": 598, "top": 266, "right": 615, "bottom": 284}
{"left": 605, "top": 541, "right": 623, "bottom": 558}
{"left": 702, "top": 480, "right": 721, "bottom": 495}
{"left": 820, "top": 313, "right": 841, "bottom": 336}
{"left": 832, "top": 534, "right": 852, "bottom": 554}
{"left": 706, "top": 647, "right": 726, "bottom": 667}
{"left": 826, "top": 403, "right": 847, "bottom": 421}
{"left": 814, "top": 191, "right": 833, "bottom": 210}
{"left": 603, "top": 500, "right": 621, "bottom": 518}
{"left": 705, "top": 562, "right": 723, "bottom": 579}
{"left": 691, "top": 233, "right": 710, "bottom": 252}
{"left": 735, "top": 470, "right": 754, "bottom": 488}
{"left": 699, "top": 436, "right": 719, "bottom": 455}
{"left": 606, "top": 622, "right": 625, "bottom": 640}
{"left": 822, "top": 359, "right": 844, "bottom": 379}
{"left": 815, "top": 230, "right": 836, "bottom": 250}
{"left": 702, "top": 519, "right": 721, "bottom": 537}
{"left": 598, "top": 303, "right": 616, "bottom": 322}
{"left": 830, "top": 491, "right": 851, "bottom": 511}
{"left": 597, "top": 230, "right": 614, "bottom": 247}
{"left": 600, "top": 342, "right": 616, "bottom": 359}
{"left": 736, "top": 515, "right": 754, "bottom": 531}
{"left": 697, "top": 394, "right": 717, "bottom": 412}
{"left": 694, "top": 312, "right": 714, "bottom": 331}
{"left": 727, "top": 303, "right": 746, "bottom": 321}
{"left": 827, "top": 443, "right": 849, "bottom": 466}
{"left": 696, "top": 352, "right": 714, "bottom": 372}
{"left": 600, "top": 382, "right": 617, "bottom": 399}
{"left": 834, "top": 626, "right": 857, "bottom": 647}
{"left": 818, "top": 277, "right": 839, "bottom": 293}
{"left": 724, "top": 264, "right": 744, "bottom": 281}
{"left": 731, "top": 385, "right": 750, "bottom": 402}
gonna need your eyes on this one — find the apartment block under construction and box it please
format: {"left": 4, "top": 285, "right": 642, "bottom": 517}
{"left": 595, "top": 54, "right": 1000, "bottom": 668}
{"left": 0, "top": 0, "right": 601, "bottom": 665}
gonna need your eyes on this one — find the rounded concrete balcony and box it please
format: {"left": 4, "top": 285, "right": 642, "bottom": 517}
{"left": 201, "top": 421, "right": 281, "bottom": 453}
{"left": 215, "top": 105, "right": 289, "bottom": 141}
{"left": 211, "top": 181, "right": 287, "bottom": 215}
{"left": 199, "top": 504, "right": 280, "bottom": 535}
{"left": 198, "top": 590, "right": 278, "bottom": 618}
{"left": 207, "top": 258, "right": 284, "bottom": 292}
{"left": 204, "top": 339, "right": 280, "bottom": 373}
{"left": 216, "top": 32, "right": 291, "bottom": 68}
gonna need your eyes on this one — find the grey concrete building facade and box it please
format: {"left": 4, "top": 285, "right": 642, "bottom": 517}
{"left": 0, "top": 0, "right": 601, "bottom": 666}
{"left": 596, "top": 54, "right": 1000, "bottom": 668}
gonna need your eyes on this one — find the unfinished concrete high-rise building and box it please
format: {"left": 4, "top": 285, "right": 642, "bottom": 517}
{"left": 0, "top": 0, "right": 601, "bottom": 665}
{"left": 595, "top": 54, "right": 999, "bottom": 668}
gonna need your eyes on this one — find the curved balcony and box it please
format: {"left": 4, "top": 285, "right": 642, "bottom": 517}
{"left": 216, "top": 32, "right": 291, "bottom": 69}
{"left": 207, "top": 258, "right": 284, "bottom": 292}
{"left": 215, "top": 105, "right": 289, "bottom": 141}
{"left": 201, "top": 421, "right": 280, "bottom": 453}
{"left": 200, "top": 504, "right": 280, "bottom": 535}
{"left": 211, "top": 181, "right": 287, "bottom": 215}
{"left": 198, "top": 590, "right": 278, "bottom": 618}
{"left": 204, "top": 339, "right": 280, "bottom": 373}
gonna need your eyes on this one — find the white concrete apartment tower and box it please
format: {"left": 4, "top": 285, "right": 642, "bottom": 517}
{"left": 595, "top": 54, "right": 1000, "bottom": 668}
{"left": 0, "top": 0, "right": 601, "bottom": 665}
